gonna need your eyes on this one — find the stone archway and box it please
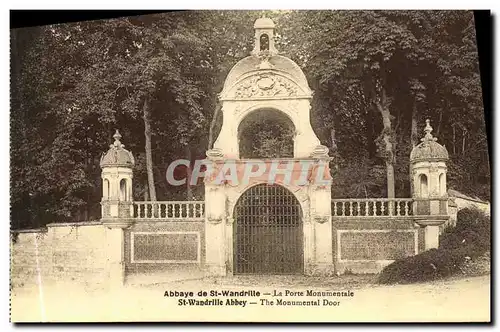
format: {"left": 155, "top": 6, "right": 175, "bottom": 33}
{"left": 214, "top": 89, "right": 321, "bottom": 159}
{"left": 233, "top": 183, "right": 303, "bottom": 274}
{"left": 203, "top": 17, "right": 333, "bottom": 277}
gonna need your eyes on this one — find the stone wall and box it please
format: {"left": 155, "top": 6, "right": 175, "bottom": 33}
{"left": 10, "top": 213, "right": 445, "bottom": 284}
{"left": 447, "top": 190, "right": 490, "bottom": 229}
{"left": 332, "top": 218, "right": 422, "bottom": 274}
{"left": 11, "top": 220, "right": 208, "bottom": 288}
{"left": 124, "top": 221, "right": 205, "bottom": 281}
{"left": 453, "top": 197, "right": 490, "bottom": 215}
{"left": 10, "top": 222, "right": 109, "bottom": 288}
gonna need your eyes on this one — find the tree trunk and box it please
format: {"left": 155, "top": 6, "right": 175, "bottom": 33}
{"left": 185, "top": 145, "right": 193, "bottom": 200}
{"left": 411, "top": 98, "right": 419, "bottom": 147}
{"left": 329, "top": 126, "right": 337, "bottom": 152}
{"left": 207, "top": 101, "right": 222, "bottom": 149}
{"left": 462, "top": 128, "right": 467, "bottom": 155}
{"left": 436, "top": 108, "right": 443, "bottom": 137}
{"left": 142, "top": 97, "right": 157, "bottom": 201}
{"left": 375, "top": 85, "right": 395, "bottom": 199}
{"left": 452, "top": 125, "right": 456, "bottom": 155}
{"left": 363, "top": 82, "right": 377, "bottom": 159}
{"left": 143, "top": 181, "right": 149, "bottom": 201}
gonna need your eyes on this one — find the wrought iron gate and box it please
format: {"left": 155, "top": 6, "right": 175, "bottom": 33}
{"left": 233, "top": 184, "right": 303, "bottom": 274}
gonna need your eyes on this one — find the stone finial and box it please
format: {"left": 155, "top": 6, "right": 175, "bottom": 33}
{"left": 421, "top": 119, "right": 437, "bottom": 143}
{"left": 112, "top": 129, "right": 125, "bottom": 149}
{"left": 113, "top": 129, "right": 122, "bottom": 142}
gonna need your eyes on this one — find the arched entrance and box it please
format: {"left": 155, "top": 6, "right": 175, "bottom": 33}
{"left": 233, "top": 184, "right": 303, "bottom": 274}
{"left": 238, "top": 108, "right": 295, "bottom": 159}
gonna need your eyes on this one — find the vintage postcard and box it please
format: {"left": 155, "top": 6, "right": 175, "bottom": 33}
{"left": 10, "top": 10, "right": 491, "bottom": 322}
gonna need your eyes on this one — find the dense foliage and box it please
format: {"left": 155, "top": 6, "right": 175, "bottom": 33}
{"left": 11, "top": 11, "right": 489, "bottom": 228}
{"left": 378, "top": 208, "right": 490, "bottom": 284}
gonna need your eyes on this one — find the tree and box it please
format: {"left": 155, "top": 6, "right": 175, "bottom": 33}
{"left": 10, "top": 10, "right": 489, "bottom": 229}
{"left": 296, "top": 10, "right": 487, "bottom": 199}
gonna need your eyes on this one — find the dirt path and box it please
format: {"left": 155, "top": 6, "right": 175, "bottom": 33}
{"left": 11, "top": 274, "right": 490, "bottom": 322}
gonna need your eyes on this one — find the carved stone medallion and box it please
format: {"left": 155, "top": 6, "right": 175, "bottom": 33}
{"left": 234, "top": 74, "right": 298, "bottom": 99}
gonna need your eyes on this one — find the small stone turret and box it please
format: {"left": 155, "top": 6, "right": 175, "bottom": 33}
{"left": 410, "top": 120, "right": 449, "bottom": 250}
{"left": 100, "top": 130, "right": 135, "bottom": 227}
{"left": 251, "top": 16, "right": 278, "bottom": 57}
{"left": 410, "top": 119, "right": 449, "bottom": 211}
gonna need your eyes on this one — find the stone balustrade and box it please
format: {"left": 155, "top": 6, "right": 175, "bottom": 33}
{"left": 331, "top": 198, "right": 413, "bottom": 217}
{"left": 131, "top": 199, "right": 415, "bottom": 220}
{"left": 133, "top": 201, "right": 205, "bottom": 221}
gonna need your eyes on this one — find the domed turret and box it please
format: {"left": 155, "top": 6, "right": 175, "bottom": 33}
{"left": 410, "top": 119, "right": 449, "bottom": 218}
{"left": 410, "top": 119, "right": 449, "bottom": 163}
{"left": 100, "top": 130, "right": 135, "bottom": 168}
{"left": 100, "top": 129, "right": 134, "bottom": 224}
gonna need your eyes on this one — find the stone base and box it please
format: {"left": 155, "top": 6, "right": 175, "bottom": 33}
{"left": 204, "top": 264, "right": 227, "bottom": 277}
{"left": 106, "top": 270, "right": 126, "bottom": 292}
{"left": 335, "top": 260, "right": 394, "bottom": 274}
{"left": 305, "top": 263, "right": 336, "bottom": 276}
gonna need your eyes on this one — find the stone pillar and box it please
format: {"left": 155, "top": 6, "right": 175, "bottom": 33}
{"left": 105, "top": 226, "right": 126, "bottom": 288}
{"left": 307, "top": 154, "right": 334, "bottom": 275}
{"left": 310, "top": 188, "right": 333, "bottom": 274}
{"left": 204, "top": 183, "right": 227, "bottom": 276}
{"left": 424, "top": 225, "right": 440, "bottom": 250}
{"left": 302, "top": 214, "right": 314, "bottom": 274}
{"left": 313, "top": 222, "right": 333, "bottom": 271}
